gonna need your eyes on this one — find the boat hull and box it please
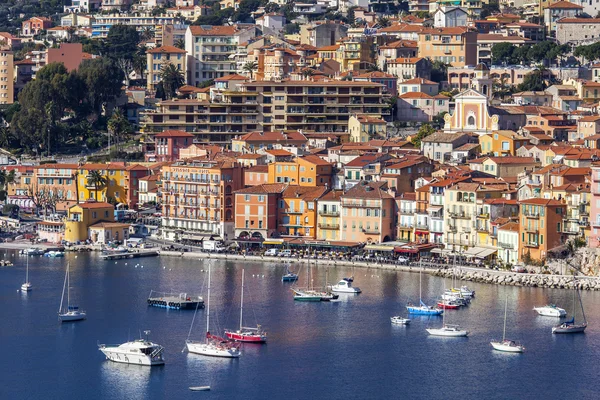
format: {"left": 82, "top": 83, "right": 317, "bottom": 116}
{"left": 225, "top": 331, "right": 267, "bottom": 343}
{"left": 533, "top": 307, "right": 566, "bottom": 317}
{"left": 406, "top": 306, "right": 443, "bottom": 315}
{"left": 21, "top": 283, "right": 32, "bottom": 292}
{"left": 437, "top": 302, "right": 461, "bottom": 309}
{"left": 426, "top": 328, "right": 469, "bottom": 337}
{"left": 552, "top": 324, "right": 587, "bottom": 334}
{"left": 99, "top": 348, "right": 164, "bottom": 366}
{"left": 390, "top": 317, "right": 411, "bottom": 325}
{"left": 59, "top": 311, "right": 86, "bottom": 322}
{"left": 490, "top": 341, "right": 524, "bottom": 353}
{"left": 331, "top": 287, "right": 361, "bottom": 293}
{"left": 186, "top": 341, "right": 240, "bottom": 358}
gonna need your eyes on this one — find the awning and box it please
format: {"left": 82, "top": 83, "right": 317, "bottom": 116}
{"left": 394, "top": 246, "right": 418, "bottom": 253}
{"left": 426, "top": 206, "right": 443, "bottom": 212}
{"left": 364, "top": 244, "right": 395, "bottom": 252}
{"left": 430, "top": 248, "right": 443, "bottom": 254}
{"left": 464, "top": 247, "right": 484, "bottom": 256}
{"left": 475, "top": 248, "right": 497, "bottom": 259}
{"left": 263, "top": 240, "right": 284, "bottom": 245}
{"left": 415, "top": 231, "right": 428, "bottom": 235}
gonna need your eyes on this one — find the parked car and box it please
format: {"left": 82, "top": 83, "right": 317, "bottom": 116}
{"left": 264, "top": 248, "right": 279, "bottom": 256}
{"left": 511, "top": 265, "right": 526, "bottom": 273}
{"left": 279, "top": 249, "right": 292, "bottom": 257}
{"left": 397, "top": 256, "right": 409, "bottom": 263}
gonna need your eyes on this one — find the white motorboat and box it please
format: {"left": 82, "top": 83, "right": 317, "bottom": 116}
{"left": 491, "top": 296, "right": 524, "bottom": 353}
{"left": 190, "top": 386, "right": 211, "bottom": 391}
{"left": 58, "top": 262, "right": 86, "bottom": 322}
{"left": 98, "top": 331, "right": 164, "bottom": 366}
{"left": 426, "top": 324, "right": 469, "bottom": 337}
{"left": 491, "top": 339, "right": 524, "bottom": 353}
{"left": 390, "top": 316, "right": 411, "bottom": 325}
{"left": 331, "top": 278, "right": 361, "bottom": 293}
{"left": 186, "top": 265, "right": 241, "bottom": 358}
{"left": 533, "top": 304, "right": 567, "bottom": 317}
{"left": 20, "top": 256, "right": 31, "bottom": 292}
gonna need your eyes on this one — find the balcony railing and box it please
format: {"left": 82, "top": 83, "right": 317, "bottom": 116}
{"left": 445, "top": 238, "right": 476, "bottom": 246}
{"left": 448, "top": 211, "right": 472, "bottom": 219}
{"left": 522, "top": 211, "right": 541, "bottom": 218}
{"left": 524, "top": 241, "right": 539, "bottom": 248}
{"left": 286, "top": 210, "right": 303, "bottom": 214}
{"left": 318, "top": 223, "right": 340, "bottom": 230}
{"left": 415, "top": 223, "right": 428, "bottom": 230}
{"left": 362, "top": 228, "right": 381, "bottom": 234}
{"left": 318, "top": 210, "right": 339, "bottom": 217}
{"left": 524, "top": 226, "right": 538, "bottom": 233}
{"left": 399, "top": 209, "right": 414, "bottom": 215}
{"left": 499, "top": 242, "right": 514, "bottom": 249}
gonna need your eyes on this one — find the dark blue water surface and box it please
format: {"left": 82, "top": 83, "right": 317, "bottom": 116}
{"left": 1, "top": 252, "right": 600, "bottom": 399}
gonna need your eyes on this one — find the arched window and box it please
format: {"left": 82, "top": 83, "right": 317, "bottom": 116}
{"left": 467, "top": 116, "right": 475, "bottom": 126}
{"left": 482, "top": 85, "right": 488, "bottom": 95}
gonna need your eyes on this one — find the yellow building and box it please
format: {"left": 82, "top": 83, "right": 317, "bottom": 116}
{"left": 0, "top": 48, "right": 14, "bottom": 104}
{"left": 316, "top": 189, "right": 342, "bottom": 241}
{"left": 77, "top": 163, "right": 134, "bottom": 206}
{"left": 279, "top": 185, "right": 327, "bottom": 238}
{"left": 417, "top": 27, "right": 477, "bottom": 67}
{"left": 65, "top": 202, "right": 115, "bottom": 243}
{"left": 146, "top": 45, "right": 187, "bottom": 90}
{"left": 479, "top": 130, "right": 530, "bottom": 156}
{"left": 267, "top": 155, "right": 333, "bottom": 187}
{"left": 348, "top": 114, "right": 387, "bottom": 142}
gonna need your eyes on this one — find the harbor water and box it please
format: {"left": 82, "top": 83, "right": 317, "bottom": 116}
{"left": 1, "top": 252, "right": 600, "bottom": 399}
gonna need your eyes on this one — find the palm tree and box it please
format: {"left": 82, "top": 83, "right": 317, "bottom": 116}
{"left": 242, "top": 61, "right": 258, "bottom": 80}
{"left": 107, "top": 109, "right": 133, "bottom": 153}
{"left": 0, "top": 169, "right": 15, "bottom": 202}
{"left": 377, "top": 17, "right": 391, "bottom": 28}
{"left": 86, "top": 170, "right": 107, "bottom": 201}
{"left": 301, "top": 68, "right": 315, "bottom": 80}
{"left": 174, "top": 38, "right": 185, "bottom": 50}
{"left": 132, "top": 46, "right": 147, "bottom": 77}
{"left": 140, "top": 27, "right": 153, "bottom": 42}
{"left": 160, "top": 62, "right": 185, "bottom": 99}
{"left": 366, "top": 63, "right": 381, "bottom": 73}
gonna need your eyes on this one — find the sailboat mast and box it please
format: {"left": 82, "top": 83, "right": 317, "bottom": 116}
{"left": 67, "top": 264, "right": 70, "bottom": 310}
{"left": 206, "top": 265, "right": 211, "bottom": 343}
{"left": 503, "top": 295, "right": 508, "bottom": 341}
{"left": 26, "top": 255, "right": 29, "bottom": 283}
{"left": 419, "top": 258, "right": 422, "bottom": 302}
{"left": 577, "top": 287, "right": 587, "bottom": 324}
{"left": 572, "top": 287, "right": 576, "bottom": 322}
{"left": 59, "top": 263, "right": 68, "bottom": 313}
{"left": 240, "top": 269, "right": 245, "bottom": 331}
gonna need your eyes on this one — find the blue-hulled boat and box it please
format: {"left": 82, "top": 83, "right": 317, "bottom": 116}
{"left": 282, "top": 267, "right": 298, "bottom": 282}
{"left": 406, "top": 261, "right": 443, "bottom": 316}
{"left": 407, "top": 300, "right": 443, "bottom": 315}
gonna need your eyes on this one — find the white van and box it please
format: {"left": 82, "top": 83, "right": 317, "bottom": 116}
{"left": 265, "top": 248, "right": 279, "bottom": 256}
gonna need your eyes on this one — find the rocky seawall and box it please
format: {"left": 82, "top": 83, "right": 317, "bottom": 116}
{"left": 432, "top": 268, "right": 600, "bottom": 291}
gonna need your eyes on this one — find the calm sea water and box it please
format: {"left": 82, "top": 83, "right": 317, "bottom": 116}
{"left": 1, "top": 252, "right": 600, "bottom": 399}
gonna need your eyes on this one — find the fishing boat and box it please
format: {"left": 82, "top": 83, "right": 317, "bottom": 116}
{"left": 533, "top": 304, "right": 567, "bottom": 317}
{"left": 407, "top": 260, "right": 442, "bottom": 315}
{"left": 282, "top": 266, "right": 299, "bottom": 282}
{"left": 491, "top": 296, "right": 524, "bottom": 353}
{"left": 20, "top": 256, "right": 32, "bottom": 292}
{"left": 427, "top": 280, "right": 468, "bottom": 337}
{"left": 98, "top": 330, "right": 164, "bottom": 366}
{"left": 58, "top": 262, "right": 86, "bottom": 322}
{"left": 552, "top": 286, "right": 587, "bottom": 334}
{"left": 390, "top": 316, "right": 411, "bottom": 325}
{"left": 436, "top": 299, "right": 461, "bottom": 310}
{"left": 225, "top": 269, "right": 267, "bottom": 343}
{"left": 331, "top": 278, "right": 361, "bottom": 294}
{"left": 185, "top": 266, "right": 241, "bottom": 358}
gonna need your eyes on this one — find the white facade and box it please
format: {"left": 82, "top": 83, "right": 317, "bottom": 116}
{"left": 497, "top": 228, "right": 519, "bottom": 265}
{"left": 433, "top": 6, "right": 468, "bottom": 28}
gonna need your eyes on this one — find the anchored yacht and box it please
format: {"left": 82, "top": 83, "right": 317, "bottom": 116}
{"left": 98, "top": 331, "right": 164, "bottom": 366}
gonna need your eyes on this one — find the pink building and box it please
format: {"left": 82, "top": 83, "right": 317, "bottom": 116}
{"left": 148, "top": 130, "right": 194, "bottom": 162}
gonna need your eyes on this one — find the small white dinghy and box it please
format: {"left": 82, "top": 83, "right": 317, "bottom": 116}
{"left": 189, "top": 386, "right": 211, "bottom": 391}
{"left": 390, "top": 316, "right": 411, "bottom": 325}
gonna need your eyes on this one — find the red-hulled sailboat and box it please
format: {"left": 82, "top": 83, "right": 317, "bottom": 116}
{"left": 437, "top": 300, "right": 461, "bottom": 310}
{"left": 225, "top": 269, "right": 267, "bottom": 343}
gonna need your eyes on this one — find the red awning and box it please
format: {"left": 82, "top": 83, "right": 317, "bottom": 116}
{"left": 394, "top": 247, "right": 418, "bottom": 253}
{"left": 415, "top": 231, "right": 428, "bottom": 235}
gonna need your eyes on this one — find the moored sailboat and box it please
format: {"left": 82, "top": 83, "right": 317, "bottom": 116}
{"left": 552, "top": 286, "right": 587, "bottom": 334}
{"left": 58, "top": 262, "right": 86, "bottom": 322}
{"left": 186, "top": 265, "right": 241, "bottom": 358}
{"left": 225, "top": 269, "right": 267, "bottom": 343}
{"left": 427, "top": 279, "right": 468, "bottom": 337}
{"left": 491, "top": 296, "right": 524, "bottom": 353}
{"left": 407, "top": 260, "right": 442, "bottom": 315}
{"left": 20, "top": 256, "right": 32, "bottom": 292}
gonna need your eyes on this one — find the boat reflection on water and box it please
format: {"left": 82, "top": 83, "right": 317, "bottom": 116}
{"left": 186, "top": 351, "right": 242, "bottom": 392}
{"left": 100, "top": 361, "right": 158, "bottom": 398}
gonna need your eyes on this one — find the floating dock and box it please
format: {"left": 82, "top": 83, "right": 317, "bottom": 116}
{"left": 100, "top": 250, "right": 159, "bottom": 260}
{"left": 147, "top": 291, "right": 205, "bottom": 310}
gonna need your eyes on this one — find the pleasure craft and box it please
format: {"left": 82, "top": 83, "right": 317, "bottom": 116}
{"left": 98, "top": 332, "right": 164, "bottom": 366}
{"left": 533, "top": 304, "right": 567, "bottom": 317}
{"left": 331, "top": 278, "right": 361, "bottom": 293}
{"left": 426, "top": 324, "right": 469, "bottom": 337}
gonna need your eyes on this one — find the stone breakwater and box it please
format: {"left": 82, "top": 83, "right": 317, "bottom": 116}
{"left": 432, "top": 268, "right": 600, "bottom": 291}
{"left": 159, "top": 250, "right": 600, "bottom": 291}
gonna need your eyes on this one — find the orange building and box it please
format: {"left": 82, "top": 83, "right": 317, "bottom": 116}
{"left": 340, "top": 181, "right": 396, "bottom": 243}
{"left": 518, "top": 198, "right": 566, "bottom": 261}
{"left": 278, "top": 185, "right": 327, "bottom": 238}
{"left": 33, "top": 163, "right": 79, "bottom": 212}
{"left": 267, "top": 155, "right": 333, "bottom": 187}
{"left": 234, "top": 183, "right": 287, "bottom": 241}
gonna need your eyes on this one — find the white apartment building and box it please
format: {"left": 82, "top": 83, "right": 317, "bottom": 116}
{"left": 185, "top": 25, "right": 257, "bottom": 86}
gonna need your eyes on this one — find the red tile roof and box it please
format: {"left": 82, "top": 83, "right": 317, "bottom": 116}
{"left": 147, "top": 45, "right": 186, "bottom": 54}
{"left": 154, "top": 130, "right": 194, "bottom": 138}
